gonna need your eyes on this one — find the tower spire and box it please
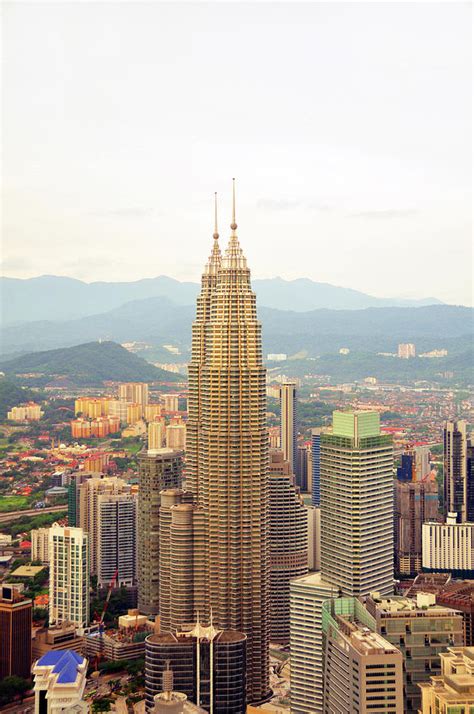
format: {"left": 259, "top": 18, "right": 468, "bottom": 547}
{"left": 213, "top": 192, "right": 219, "bottom": 240}
{"left": 230, "top": 178, "right": 237, "bottom": 231}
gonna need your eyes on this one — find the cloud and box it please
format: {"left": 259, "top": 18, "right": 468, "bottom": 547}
{"left": 87, "top": 207, "right": 156, "bottom": 218}
{"left": 0, "top": 256, "right": 36, "bottom": 272}
{"left": 348, "top": 208, "right": 419, "bottom": 219}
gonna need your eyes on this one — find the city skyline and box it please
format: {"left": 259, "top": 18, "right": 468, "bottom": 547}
{"left": 3, "top": 2, "right": 472, "bottom": 305}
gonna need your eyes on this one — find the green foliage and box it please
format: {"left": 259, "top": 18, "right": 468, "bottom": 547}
{"left": 1, "top": 341, "right": 179, "bottom": 386}
{"left": 0, "top": 378, "right": 39, "bottom": 419}
{"left": 0, "top": 676, "right": 31, "bottom": 705}
{"left": 91, "top": 697, "right": 112, "bottom": 712}
{"left": 90, "top": 586, "right": 130, "bottom": 625}
{"left": 98, "top": 660, "right": 124, "bottom": 673}
{"left": 33, "top": 607, "right": 49, "bottom": 624}
{"left": 1, "top": 510, "right": 67, "bottom": 536}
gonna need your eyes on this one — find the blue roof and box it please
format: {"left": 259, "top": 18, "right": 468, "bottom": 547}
{"left": 37, "top": 650, "right": 85, "bottom": 684}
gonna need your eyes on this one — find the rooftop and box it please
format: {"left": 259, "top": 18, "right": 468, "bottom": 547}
{"left": 11, "top": 564, "right": 45, "bottom": 577}
{"left": 35, "top": 649, "right": 86, "bottom": 685}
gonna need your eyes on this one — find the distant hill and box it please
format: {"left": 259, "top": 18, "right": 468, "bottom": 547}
{"left": 0, "top": 379, "right": 39, "bottom": 419}
{"left": 0, "top": 298, "right": 471, "bottom": 358}
{"left": 0, "top": 274, "right": 443, "bottom": 325}
{"left": 0, "top": 342, "right": 180, "bottom": 386}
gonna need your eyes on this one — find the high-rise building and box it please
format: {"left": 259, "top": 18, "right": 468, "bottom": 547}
{"left": 295, "top": 443, "right": 309, "bottom": 492}
{"left": 322, "top": 597, "right": 404, "bottom": 713}
{"left": 49, "top": 524, "right": 89, "bottom": 629}
{"left": 422, "top": 517, "right": 474, "bottom": 577}
{"left": 148, "top": 420, "right": 165, "bottom": 450}
{"left": 306, "top": 505, "right": 321, "bottom": 571}
{"left": 145, "top": 624, "right": 247, "bottom": 713}
{"left": 7, "top": 402, "right": 44, "bottom": 421}
{"left": 396, "top": 445, "right": 431, "bottom": 482}
{"left": 137, "top": 448, "right": 183, "bottom": 616}
{"left": 289, "top": 573, "right": 339, "bottom": 714}
{"left": 163, "top": 394, "right": 179, "bottom": 412}
{"left": 268, "top": 449, "right": 308, "bottom": 643}
{"left": 320, "top": 410, "right": 394, "bottom": 596}
{"left": 165, "top": 422, "right": 186, "bottom": 450}
{"left": 31, "top": 526, "right": 51, "bottom": 563}
{"left": 280, "top": 382, "right": 297, "bottom": 474}
{"left": 78, "top": 475, "right": 128, "bottom": 574}
{"left": 0, "top": 585, "right": 32, "bottom": 680}
{"left": 97, "top": 493, "right": 137, "bottom": 588}
{"left": 398, "top": 343, "right": 416, "bottom": 358}
{"left": 365, "top": 592, "right": 463, "bottom": 712}
{"left": 311, "top": 428, "right": 322, "bottom": 506}
{"left": 67, "top": 471, "right": 94, "bottom": 526}
{"left": 394, "top": 477, "right": 439, "bottom": 574}
{"left": 419, "top": 646, "right": 474, "bottom": 712}
{"left": 144, "top": 404, "right": 164, "bottom": 421}
{"left": 176, "top": 185, "right": 270, "bottom": 703}
{"left": 119, "top": 382, "right": 149, "bottom": 405}
{"left": 444, "top": 420, "right": 469, "bottom": 522}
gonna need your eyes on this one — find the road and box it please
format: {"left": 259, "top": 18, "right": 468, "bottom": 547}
{"left": 0, "top": 504, "right": 67, "bottom": 525}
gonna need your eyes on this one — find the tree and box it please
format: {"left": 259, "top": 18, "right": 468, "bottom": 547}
{"left": 0, "top": 676, "right": 31, "bottom": 705}
{"left": 92, "top": 698, "right": 112, "bottom": 712}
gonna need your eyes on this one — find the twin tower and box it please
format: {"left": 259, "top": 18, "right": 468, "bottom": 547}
{"left": 158, "top": 181, "right": 271, "bottom": 704}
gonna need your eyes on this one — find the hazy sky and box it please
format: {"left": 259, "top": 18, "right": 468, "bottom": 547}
{"left": 2, "top": 2, "right": 472, "bottom": 304}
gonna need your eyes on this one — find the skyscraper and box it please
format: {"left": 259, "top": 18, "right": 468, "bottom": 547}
{"left": 167, "top": 184, "right": 270, "bottom": 703}
{"left": 49, "top": 524, "right": 89, "bottom": 629}
{"left": 97, "top": 493, "right": 137, "bottom": 588}
{"left": 0, "top": 585, "right": 32, "bottom": 680}
{"left": 311, "top": 428, "right": 322, "bottom": 506}
{"left": 280, "top": 382, "right": 297, "bottom": 474}
{"left": 320, "top": 410, "right": 394, "bottom": 596}
{"left": 137, "top": 448, "right": 183, "bottom": 616}
{"left": 394, "top": 477, "right": 439, "bottom": 574}
{"left": 444, "top": 420, "right": 468, "bottom": 522}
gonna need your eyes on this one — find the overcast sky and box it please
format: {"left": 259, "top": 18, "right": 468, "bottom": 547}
{"left": 2, "top": 2, "right": 472, "bottom": 304}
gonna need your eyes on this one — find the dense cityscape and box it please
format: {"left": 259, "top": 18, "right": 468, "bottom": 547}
{"left": 0, "top": 191, "right": 473, "bottom": 714}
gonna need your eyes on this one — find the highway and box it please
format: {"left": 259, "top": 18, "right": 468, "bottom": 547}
{"left": 0, "top": 504, "right": 67, "bottom": 525}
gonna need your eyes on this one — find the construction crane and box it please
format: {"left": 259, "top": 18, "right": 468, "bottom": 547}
{"left": 93, "top": 568, "right": 119, "bottom": 673}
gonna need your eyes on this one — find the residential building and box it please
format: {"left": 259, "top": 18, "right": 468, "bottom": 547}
{"left": 78, "top": 475, "right": 128, "bottom": 574}
{"left": 396, "top": 446, "right": 431, "bottom": 483}
{"left": 148, "top": 420, "right": 165, "bottom": 450}
{"left": 83, "top": 453, "right": 110, "bottom": 473}
{"left": 444, "top": 420, "right": 470, "bottom": 523}
{"left": 137, "top": 448, "right": 183, "bottom": 616}
{"left": 144, "top": 404, "right": 164, "bottom": 421}
{"left": 67, "top": 471, "right": 94, "bottom": 526}
{"left": 108, "top": 399, "right": 129, "bottom": 423}
{"left": 163, "top": 394, "right": 179, "bottom": 412}
{"left": 119, "top": 382, "right": 149, "bottom": 405}
{"left": 48, "top": 525, "right": 89, "bottom": 629}
{"left": 280, "top": 382, "right": 297, "bottom": 474}
{"left": 31, "top": 527, "right": 50, "bottom": 563}
{"left": 0, "top": 584, "right": 32, "bottom": 680}
{"left": 306, "top": 505, "right": 321, "bottom": 571}
{"left": 33, "top": 650, "right": 88, "bottom": 713}
{"left": 70, "top": 418, "right": 91, "bottom": 438}
{"left": 436, "top": 581, "right": 474, "bottom": 646}
{"left": 322, "top": 597, "right": 403, "bottom": 713}
{"left": 398, "top": 343, "right": 416, "bottom": 359}
{"left": 145, "top": 624, "right": 246, "bottom": 713}
{"left": 127, "top": 402, "right": 143, "bottom": 425}
{"left": 268, "top": 449, "right": 308, "bottom": 643}
{"left": 422, "top": 516, "right": 474, "bottom": 577}
{"left": 311, "top": 428, "right": 322, "bottom": 507}
{"left": 74, "top": 397, "right": 110, "bottom": 418}
{"left": 165, "top": 422, "right": 186, "bottom": 449}
{"left": 320, "top": 410, "right": 394, "bottom": 596}
{"left": 7, "top": 402, "right": 44, "bottom": 421}
{"left": 365, "top": 592, "right": 464, "bottom": 712}
{"left": 97, "top": 492, "right": 137, "bottom": 588}
{"left": 419, "top": 646, "right": 474, "bottom": 713}
{"left": 394, "top": 478, "right": 439, "bottom": 574}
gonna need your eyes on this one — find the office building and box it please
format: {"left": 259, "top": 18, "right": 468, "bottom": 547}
{"left": 289, "top": 572, "right": 339, "bottom": 714}
{"left": 422, "top": 516, "right": 474, "bottom": 577}
{"left": 137, "top": 448, "right": 183, "bottom": 616}
{"left": 268, "top": 450, "right": 308, "bottom": 643}
{"left": 322, "top": 597, "right": 403, "bottom": 713}
{"left": 32, "top": 622, "right": 84, "bottom": 660}
{"left": 119, "top": 382, "right": 149, "bottom": 405}
{"left": 97, "top": 492, "right": 137, "bottom": 588}
{"left": 31, "top": 526, "right": 51, "bottom": 563}
{"left": 306, "top": 505, "right": 321, "bottom": 571}
{"left": 436, "top": 581, "right": 474, "bottom": 646}
{"left": 49, "top": 524, "right": 89, "bottom": 628}
{"left": 394, "top": 477, "right": 439, "bottom": 574}
{"left": 321, "top": 410, "right": 394, "bottom": 596}
{"left": 398, "top": 343, "right": 416, "bottom": 359}
{"left": 418, "top": 646, "right": 474, "bottom": 712}
{"left": 365, "top": 592, "right": 463, "bottom": 712}
{"left": 145, "top": 623, "right": 246, "bottom": 713}
{"left": 295, "top": 443, "right": 309, "bottom": 492}
{"left": 444, "top": 420, "right": 470, "bottom": 522}
{"left": 280, "top": 382, "right": 297, "bottom": 474}
{"left": 7, "top": 402, "right": 44, "bottom": 421}
{"left": 179, "top": 186, "right": 270, "bottom": 703}
{"left": 148, "top": 419, "right": 165, "bottom": 450}
{"left": 33, "top": 650, "right": 88, "bottom": 713}
{"left": 0, "top": 584, "right": 32, "bottom": 680}
{"left": 78, "top": 475, "right": 128, "bottom": 574}
{"left": 165, "top": 422, "right": 186, "bottom": 450}
{"left": 311, "top": 428, "right": 322, "bottom": 506}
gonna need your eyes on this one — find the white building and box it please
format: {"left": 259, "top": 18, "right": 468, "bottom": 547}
{"left": 148, "top": 420, "right": 165, "bottom": 450}
{"left": 31, "top": 527, "right": 50, "bottom": 563}
{"left": 290, "top": 572, "right": 340, "bottom": 714}
{"left": 165, "top": 423, "right": 186, "bottom": 449}
{"left": 398, "top": 342, "right": 416, "bottom": 359}
{"left": 33, "top": 650, "right": 88, "bottom": 713}
{"left": 422, "top": 516, "right": 474, "bottom": 576}
{"left": 49, "top": 525, "right": 89, "bottom": 629}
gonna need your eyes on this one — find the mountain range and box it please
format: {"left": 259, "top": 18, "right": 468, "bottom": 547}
{"left": 0, "top": 274, "right": 443, "bottom": 326}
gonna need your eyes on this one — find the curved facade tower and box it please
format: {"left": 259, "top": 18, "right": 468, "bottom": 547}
{"left": 185, "top": 184, "right": 270, "bottom": 703}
